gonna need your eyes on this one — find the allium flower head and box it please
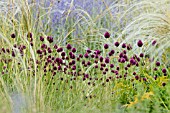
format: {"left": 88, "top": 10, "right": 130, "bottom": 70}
{"left": 66, "top": 44, "right": 72, "bottom": 50}
{"left": 130, "top": 58, "right": 136, "bottom": 65}
{"left": 47, "top": 36, "right": 53, "bottom": 43}
{"left": 84, "top": 53, "right": 89, "bottom": 58}
{"left": 127, "top": 44, "right": 132, "bottom": 50}
{"left": 140, "top": 53, "right": 144, "bottom": 58}
{"left": 114, "top": 42, "right": 119, "bottom": 47}
{"left": 95, "top": 50, "right": 101, "bottom": 54}
{"left": 11, "top": 33, "right": 16, "bottom": 38}
{"left": 162, "top": 68, "right": 167, "bottom": 73}
{"left": 104, "top": 32, "right": 110, "bottom": 38}
{"left": 137, "top": 40, "right": 143, "bottom": 47}
{"left": 104, "top": 44, "right": 109, "bottom": 49}
{"left": 110, "top": 50, "right": 115, "bottom": 54}
{"left": 86, "top": 49, "right": 91, "bottom": 53}
{"left": 40, "top": 36, "right": 44, "bottom": 41}
{"left": 162, "top": 82, "right": 166, "bottom": 86}
{"left": 156, "top": 61, "right": 160, "bottom": 66}
{"left": 110, "top": 64, "right": 114, "bottom": 68}
{"left": 72, "top": 48, "right": 76, "bottom": 53}
{"left": 105, "top": 57, "right": 110, "bottom": 63}
{"left": 122, "top": 43, "right": 126, "bottom": 48}
{"left": 152, "top": 40, "right": 157, "bottom": 46}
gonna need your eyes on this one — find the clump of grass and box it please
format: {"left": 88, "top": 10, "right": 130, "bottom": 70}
{"left": 0, "top": 31, "right": 169, "bottom": 112}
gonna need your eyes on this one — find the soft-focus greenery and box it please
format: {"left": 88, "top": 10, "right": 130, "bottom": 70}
{"left": 0, "top": 0, "right": 170, "bottom": 113}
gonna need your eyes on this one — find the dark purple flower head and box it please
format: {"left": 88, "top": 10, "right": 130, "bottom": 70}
{"left": 13, "top": 44, "right": 17, "bottom": 48}
{"left": 53, "top": 66, "right": 57, "bottom": 70}
{"left": 41, "top": 44, "right": 47, "bottom": 49}
{"left": 66, "top": 44, "right": 72, "bottom": 50}
{"left": 101, "top": 63, "right": 106, "bottom": 67}
{"left": 84, "top": 53, "right": 89, "bottom": 58}
{"left": 61, "top": 52, "right": 66, "bottom": 56}
{"left": 127, "top": 44, "right": 132, "bottom": 50}
{"left": 123, "top": 50, "right": 127, "bottom": 54}
{"left": 6, "top": 48, "right": 10, "bottom": 53}
{"left": 30, "top": 42, "right": 33, "bottom": 46}
{"left": 116, "top": 66, "right": 119, "bottom": 71}
{"left": 58, "top": 66, "right": 62, "bottom": 70}
{"left": 95, "top": 50, "right": 101, "bottom": 54}
{"left": 103, "top": 71, "right": 106, "bottom": 75}
{"left": 87, "top": 61, "right": 91, "bottom": 65}
{"left": 140, "top": 53, "right": 144, "bottom": 58}
{"left": 111, "top": 70, "right": 115, "bottom": 73}
{"left": 115, "top": 71, "right": 119, "bottom": 75}
{"left": 95, "top": 65, "right": 98, "bottom": 68}
{"left": 136, "top": 63, "right": 139, "bottom": 67}
{"left": 79, "top": 54, "right": 83, "bottom": 58}
{"left": 154, "top": 68, "right": 157, "bottom": 71}
{"left": 47, "top": 36, "right": 53, "bottom": 43}
{"left": 94, "top": 60, "right": 98, "bottom": 64}
{"left": 108, "top": 52, "right": 112, "bottom": 56}
{"left": 82, "top": 60, "right": 85, "bottom": 64}
{"left": 130, "top": 58, "right": 136, "bottom": 65}
{"left": 22, "top": 45, "right": 26, "bottom": 49}
{"left": 40, "top": 36, "right": 44, "bottom": 41}
{"left": 162, "top": 82, "right": 166, "bottom": 86}
{"left": 156, "top": 61, "right": 160, "bottom": 66}
{"left": 119, "top": 52, "right": 124, "bottom": 58}
{"left": 127, "top": 64, "right": 131, "bottom": 67}
{"left": 133, "top": 72, "right": 136, "bottom": 75}
{"left": 69, "top": 52, "right": 73, "bottom": 56}
{"left": 91, "top": 54, "right": 95, "bottom": 58}
{"left": 137, "top": 57, "right": 140, "bottom": 62}
{"left": 115, "top": 42, "right": 119, "bottom": 47}
{"left": 48, "top": 48, "right": 52, "bottom": 53}
{"left": 143, "top": 78, "right": 147, "bottom": 82}
{"left": 100, "top": 67, "right": 104, "bottom": 71}
{"left": 57, "top": 47, "right": 63, "bottom": 53}
{"left": 135, "top": 75, "right": 139, "bottom": 80}
{"left": 99, "top": 56, "right": 103, "bottom": 62}
{"left": 54, "top": 44, "right": 58, "bottom": 49}
{"left": 37, "top": 50, "right": 42, "bottom": 54}
{"left": 105, "top": 57, "right": 110, "bottom": 64}
{"left": 95, "top": 55, "right": 99, "bottom": 59}
{"left": 137, "top": 40, "right": 143, "bottom": 47}
{"left": 105, "top": 68, "right": 108, "bottom": 72}
{"left": 106, "top": 79, "right": 109, "bottom": 82}
{"left": 84, "top": 74, "right": 89, "bottom": 78}
{"left": 86, "top": 49, "right": 91, "bottom": 53}
{"left": 27, "top": 32, "right": 32, "bottom": 38}
{"left": 111, "top": 50, "right": 115, "bottom": 54}
{"left": 110, "top": 64, "right": 114, "bottom": 68}
{"left": 104, "top": 44, "right": 109, "bottom": 49}
{"left": 12, "top": 51, "right": 15, "bottom": 57}
{"left": 69, "top": 62, "right": 73, "bottom": 66}
{"left": 121, "top": 58, "right": 126, "bottom": 63}
{"left": 162, "top": 68, "right": 167, "bottom": 73}
{"left": 104, "top": 32, "right": 110, "bottom": 38}
{"left": 72, "top": 48, "right": 76, "bottom": 53}
{"left": 11, "top": 33, "right": 16, "bottom": 38}
{"left": 70, "top": 54, "right": 75, "bottom": 59}
{"left": 1, "top": 48, "right": 5, "bottom": 53}
{"left": 118, "top": 58, "right": 121, "bottom": 62}
{"left": 125, "top": 67, "right": 128, "bottom": 70}
{"left": 72, "top": 65, "right": 76, "bottom": 70}
{"left": 122, "top": 43, "right": 126, "bottom": 48}
{"left": 152, "top": 40, "right": 157, "bottom": 46}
